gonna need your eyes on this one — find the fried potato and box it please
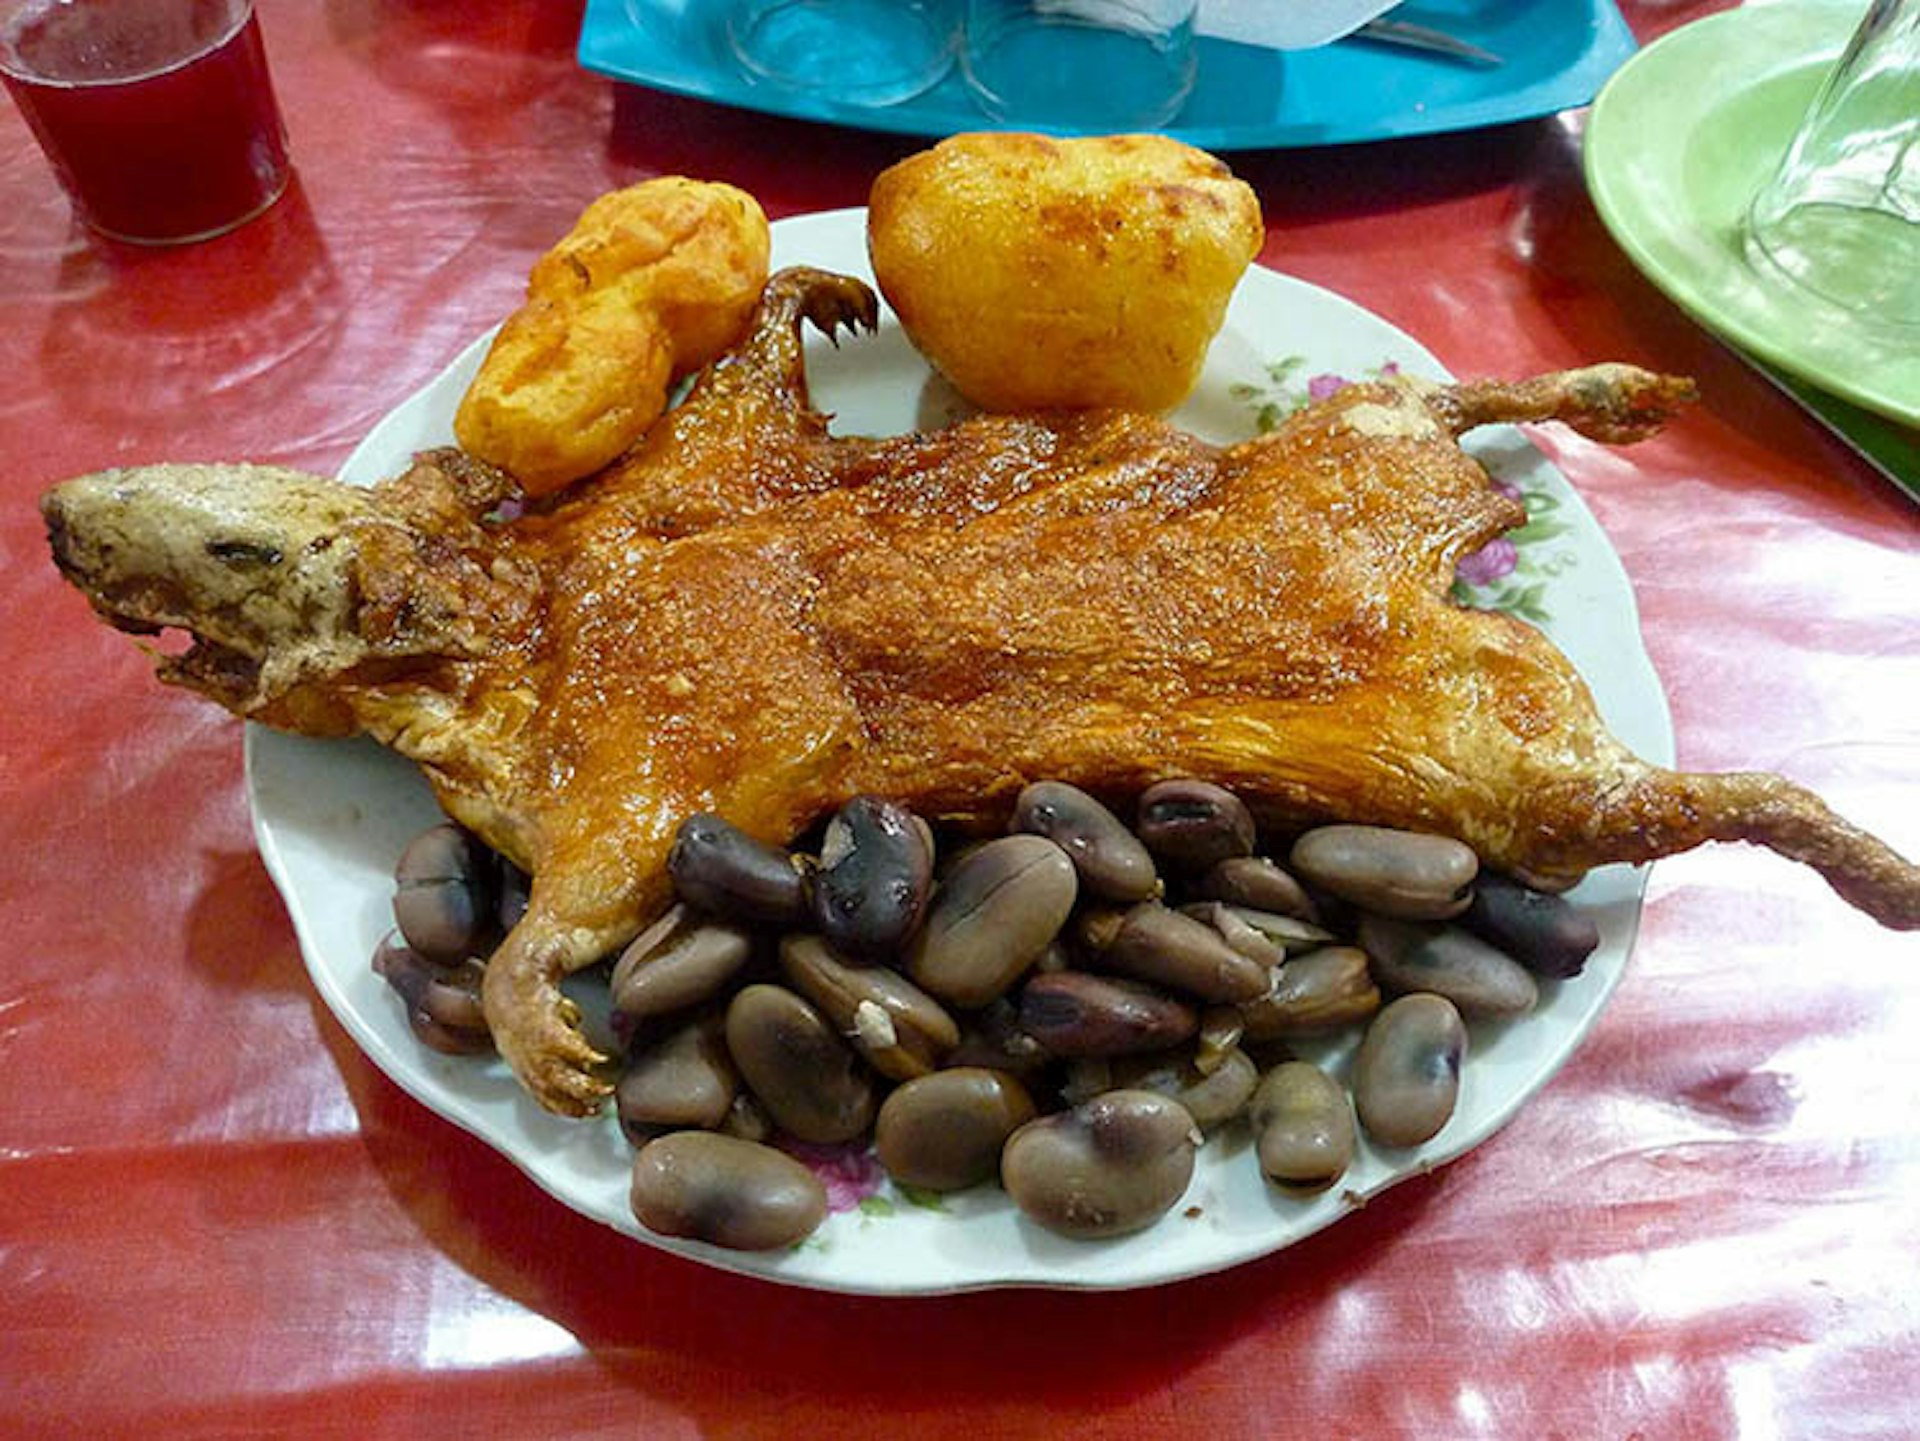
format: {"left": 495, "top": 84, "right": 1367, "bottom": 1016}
{"left": 867, "top": 133, "right": 1263, "bottom": 413}
{"left": 455, "top": 178, "right": 770, "bottom": 495}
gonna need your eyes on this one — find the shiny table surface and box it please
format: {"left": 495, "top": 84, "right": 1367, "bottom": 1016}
{"left": 4, "top": 3, "right": 1916, "bottom": 1435}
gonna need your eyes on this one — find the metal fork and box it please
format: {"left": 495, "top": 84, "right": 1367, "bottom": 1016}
{"left": 1352, "top": 18, "right": 1503, "bottom": 66}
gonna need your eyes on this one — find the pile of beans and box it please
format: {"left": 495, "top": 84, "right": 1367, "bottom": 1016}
{"left": 373, "top": 778, "right": 1600, "bottom": 1253}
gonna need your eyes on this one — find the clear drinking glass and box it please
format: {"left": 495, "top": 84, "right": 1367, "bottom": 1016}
{"left": 1744, "top": 0, "right": 1920, "bottom": 329}
{"left": 0, "top": 0, "right": 291, "bottom": 245}
{"left": 725, "top": 0, "right": 957, "bottom": 107}
{"left": 962, "top": 0, "right": 1198, "bottom": 131}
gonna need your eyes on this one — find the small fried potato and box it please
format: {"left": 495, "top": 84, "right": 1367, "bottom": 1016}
{"left": 455, "top": 178, "right": 770, "bottom": 495}
{"left": 867, "top": 133, "right": 1263, "bottom": 413}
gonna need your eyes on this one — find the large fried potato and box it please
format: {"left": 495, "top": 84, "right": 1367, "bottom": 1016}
{"left": 455, "top": 178, "right": 770, "bottom": 495}
{"left": 868, "top": 133, "right": 1263, "bottom": 413}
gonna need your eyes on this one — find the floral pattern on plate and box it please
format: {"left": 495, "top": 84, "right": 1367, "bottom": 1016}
{"left": 1230, "top": 357, "right": 1574, "bottom": 625}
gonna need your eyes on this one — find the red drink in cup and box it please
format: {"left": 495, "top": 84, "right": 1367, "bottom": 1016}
{"left": 1, "top": 0, "right": 290, "bottom": 244}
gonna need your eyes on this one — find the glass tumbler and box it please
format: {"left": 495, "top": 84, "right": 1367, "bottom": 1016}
{"left": 1744, "top": 0, "right": 1920, "bottom": 328}
{"left": 0, "top": 0, "right": 291, "bottom": 245}
{"left": 962, "top": 0, "right": 1198, "bottom": 131}
{"left": 725, "top": 0, "right": 957, "bottom": 107}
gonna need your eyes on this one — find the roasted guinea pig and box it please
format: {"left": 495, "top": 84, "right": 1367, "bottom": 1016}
{"left": 42, "top": 267, "right": 1920, "bottom": 1116}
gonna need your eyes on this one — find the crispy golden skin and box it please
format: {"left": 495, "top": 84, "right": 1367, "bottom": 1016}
{"left": 868, "top": 133, "right": 1263, "bottom": 413}
{"left": 42, "top": 270, "right": 1920, "bottom": 1118}
{"left": 453, "top": 177, "right": 770, "bottom": 494}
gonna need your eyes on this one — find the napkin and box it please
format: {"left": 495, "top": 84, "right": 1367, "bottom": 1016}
{"left": 1041, "top": 0, "right": 1407, "bottom": 51}
{"left": 1195, "top": 0, "right": 1406, "bottom": 49}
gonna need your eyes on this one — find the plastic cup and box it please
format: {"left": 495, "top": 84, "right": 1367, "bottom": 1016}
{"left": 725, "top": 0, "right": 957, "bottom": 107}
{"left": 1744, "top": 0, "right": 1920, "bottom": 329}
{"left": 0, "top": 0, "right": 290, "bottom": 245}
{"left": 962, "top": 0, "right": 1197, "bottom": 131}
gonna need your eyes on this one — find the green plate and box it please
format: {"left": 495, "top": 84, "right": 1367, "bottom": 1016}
{"left": 1584, "top": 1, "right": 1920, "bottom": 429}
{"left": 1751, "top": 353, "right": 1920, "bottom": 504}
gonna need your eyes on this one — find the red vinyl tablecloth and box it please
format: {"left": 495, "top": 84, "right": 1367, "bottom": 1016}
{"left": 4, "top": 3, "right": 1916, "bottom": 1435}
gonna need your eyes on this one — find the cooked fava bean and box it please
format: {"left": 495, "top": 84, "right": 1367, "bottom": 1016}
{"left": 1358, "top": 915, "right": 1538, "bottom": 1018}
{"left": 719, "top": 1089, "right": 773, "bottom": 1144}
{"left": 1134, "top": 778, "right": 1256, "bottom": 872}
{"left": 1250, "top": 1061, "right": 1355, "bottom": 1190}
{"left": 668, "top": 813, "right": 812, "bottom": 924}
{"left": 609, "top": 904, "right": 756, "bottom": 1022}
{"left": 1463, "top": 872, "right": 1600, "bottom": 978}
{"left": 1511, "top": 866, "right": 1583, "bottom": 895}
{"left": 497, "top": 860, "right": 531, "bottom": 933}
{"left": 1033, "top": 937, "right": 1074, "bottom": 975}
{"left": 1108, "top": 1046, "right": 1260, "bottom": 1132}
{"left": 944, "top": 997, "right": 1054, "bottom": 1079}
{"left": 1212, "top": 904, "right": 1335, "bottom": 954}
{"left": 1017, "top": 971, "right": 1198, "bottom": 1057}
{"left": 1185, "top": 1047, "right": 1260, "bottom": 1129}
{"left": 780, "top": 934, "right": 959, "bottom": 1080}
{"left": 616, "top": 1013, "right": 737, "bottom": 1145}
{"left": 1353, "top": 993, "right": 1467, "bottom": 1148}
{"left": 812, "top": 796, "right": 933, "bottom": 958}
{"left": 724, "top": 984, "right": 876, "bottom": 1144}
{"left": 907, "top": 834, "right": 1077, "bottom": 1007}
{"left": 1177, "top": 900, "right": 1286, "bottom": 969}
{"left": 630, "top": 1131, "right": 828, "bottom": 1251}
{"left": 1195, "top": 856, "right": 1320, "bottom": 922}
{"left": 373, "top": 936, "right": 494, "bottom": 1054}
{"left": 1237, "top": 1035, "right": 1303, "bottom": 1074}
{"left": 392, "top": 824, "right": 496, "bottom": 963}
{"left": 396, "top": 773, "right": 1604, "bottom": 1254}
{"left": 421, "top": 962, "right": 489, "bottom": 1034}
{"left": 1193, "top": 1004, "right": 1245, "bottom": 1076}
{"left": 874, "top": 1067, "right": 1037, "bottom": 1192}
{"left": 1010, "top": 781, "right": 1160, "bottom": 902}
{"left": 1238, "top": 946, "right": 1381, "bottom": 1039}
{"left": 1001, "top": 1089, "right": 1201, "bottom": 1239}
{"left": 910, "top": 812, "right": 937, "bottom": 860}
{"left": 564, "top": 966, "right": 624, "bottom": 1059}
{"left": 1290, "top": 825, "right": 1477, "bottom": 920}
{"left": 1078, "top": 901, "right": 1273, "bottom": 1003}
{"left": 1057, "top": 1057, "right": 1115, "bottom": 1107}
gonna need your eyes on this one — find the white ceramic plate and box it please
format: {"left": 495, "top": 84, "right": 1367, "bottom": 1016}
{"left": 247, "top": 208, "right": 1674, "bottom": 1294}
